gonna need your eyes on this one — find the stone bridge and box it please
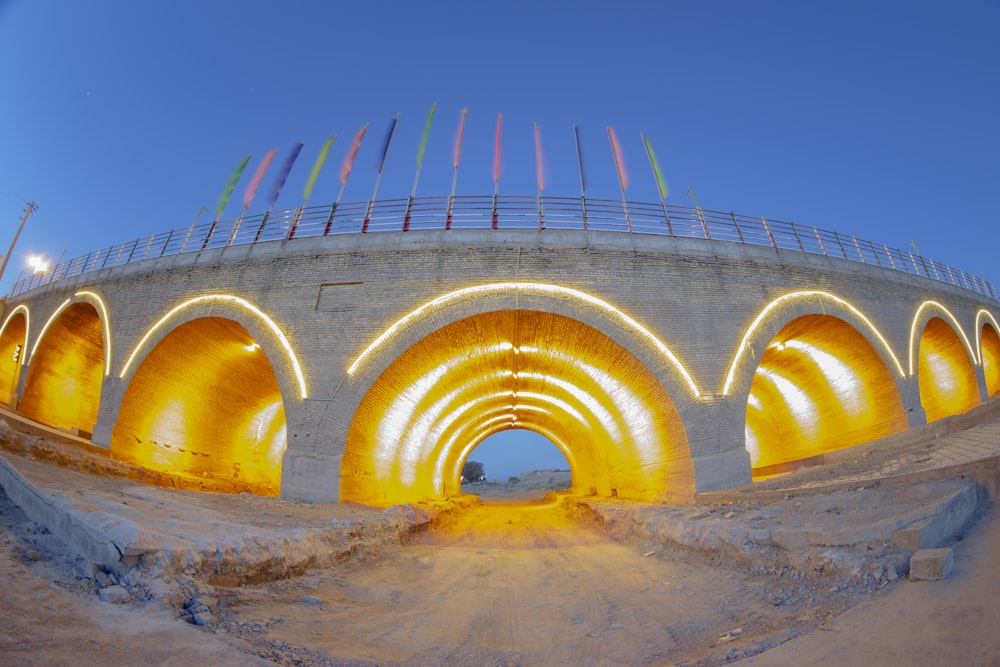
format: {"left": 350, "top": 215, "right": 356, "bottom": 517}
{"left": 1, "top": 226, "right": 998, "bottom": 506}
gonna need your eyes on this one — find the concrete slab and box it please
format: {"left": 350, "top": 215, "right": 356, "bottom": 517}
{"left": 910, "top": 548, "right": 955, "bottom": 581}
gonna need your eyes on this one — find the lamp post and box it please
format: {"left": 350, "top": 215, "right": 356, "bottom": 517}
{"left": 0, "top": 202, "right": 38, "bottom": 287}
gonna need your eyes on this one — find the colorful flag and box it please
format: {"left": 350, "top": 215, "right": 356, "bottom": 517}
{"left": 534, "top": 122, "right": 544, "bottom": 192}
{"left": 573, "top": 124, "right": 586, "bottom": 194}
{"left": 416, "top": 104, "right": 436, "bottom": 168}
{"left": 493, "top": 113, "right": 503, "bottom": 183}
{"left": 242, "top": 149, "right": 277, "bottom": 211}
{"left": 377, "top": 114, "right": 399, "bottom": 174}
{"left": 453, "top": 108, "right": 468, "bottom": 169}
{"left": 215, "top": 154, "right": 252, "bottom": 217}
{"left": 268, "top": 142, "right": 303, "bottom": 209}
{"left": 303, "top": 136, "right": 336, "bottom": 202}
{"left": 340, "top": 124, "right": 368, "bottom": 186}
{"left": 607, "top": 126, "right": 628, "bottom": 191}
{"left": 641, "top": 133, "right": 669, "bottom": 200}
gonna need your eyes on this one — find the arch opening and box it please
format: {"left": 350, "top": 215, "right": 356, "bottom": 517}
{"left": 20, "top": 302, "right": 104, "bottom": 435}
{"left": 461, "top": 429, "right": 572, "bottom": 500}
{"left": 746, "top": 314, "right": 907, "bottom": 477}
{"left": 342, "top": 310, "right": 691, "bottom": 507}
{"left": 918, "top": 316, "right": 981, "bottom": 422}
{"left": 982, "top": 322, "right": 1000, "bottom": 398}
{"left": 110, "top": 317, "right": 287, "bottom": 495}
{"left": 0, "top": 311, "right": 27, "bottom": 408}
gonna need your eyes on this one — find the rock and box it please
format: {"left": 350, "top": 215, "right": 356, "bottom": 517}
{"left": 301, "top": 595, "right": 323, "bottom": 605}
{"left": 98, "top": 585, "right": 131, "bottom": 604}
{"left": 910, "top": 548, "right": 954, "bottom": 581}
{"left": 95, "top": 571, "right": 113, "bottom": 588}
{"left": 192, "top": 611, "right": 216, "bottom": 627}
{"left": 886, "top": 565, "right": 898, "bottom": 581}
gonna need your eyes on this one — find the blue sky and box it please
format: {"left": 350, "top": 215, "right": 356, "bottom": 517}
{"left": 1, "top": 1, "right": 998, "bottom": 479}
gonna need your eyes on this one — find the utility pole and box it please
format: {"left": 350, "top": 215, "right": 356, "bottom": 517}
{"left": 0, "top": 202, "right": 38, "bottom": 286}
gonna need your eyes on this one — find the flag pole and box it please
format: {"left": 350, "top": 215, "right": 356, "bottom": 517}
{"left": 688, "top": 185, "right": 708, "bottom": 237}
{"left": 326, "top": 123, "right": 368, "bottom": 235}
{"left": 290, "top": 135, "right": 335, "bottom": 240}
{"left": 492, "top": 112, "right": 502, "bottom": 229}
{"left": 641, "top": 132, "right": 673, "bottom": 236}
{"left": 364, "top": 113, "right": 399, "bottom": 233}
{"left": 446, "top": 108, "right": 467, "bottom": 230}
{"left": 405, "top": 104, "right": 436, "bottom": 231}
{"left": 534, "top": 122, "right": 545, "bottom": 231}
{"left": 205, "top": 154, "right": 252, "bottom": 250}
{"left": 573, "top": 124, "right": 588, "bottom": 230}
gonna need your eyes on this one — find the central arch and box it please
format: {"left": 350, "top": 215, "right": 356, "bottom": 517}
{"left": 341, "top": 310, "right": 691, "bottom": 507}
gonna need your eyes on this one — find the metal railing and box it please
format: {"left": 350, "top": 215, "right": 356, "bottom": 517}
{"left": 8, "top": 195, "right": 998, "bottom": 301}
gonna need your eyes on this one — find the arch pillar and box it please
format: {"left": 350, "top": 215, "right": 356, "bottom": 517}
{"left": 681, "top": 396, "right": 752, "bottom": 493}
{"left": 900, "top": 376, "right": 928, "bottom": 429}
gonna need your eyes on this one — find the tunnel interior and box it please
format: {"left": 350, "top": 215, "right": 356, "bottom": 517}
{"left": 0, "top": 312, "right": 26, "bottom": 407}
{"left": 19, "top": 302, "right": 104, "bottom": 434}
{"left": 745, "top": 314, "right": 907, "bottom": 476}
{"left": 982, "top": 322, "right": 1000, "bottom": 398}
{"left": 110, "top": 316, "right": 287, "bottom": 495}
{"left": 341, "top": 309, "right": 692, "bottom": 507}
{"left": 918, "top": 316, "right": 981, "bottom": 423}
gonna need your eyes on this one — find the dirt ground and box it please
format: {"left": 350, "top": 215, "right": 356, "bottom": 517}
{"left": 6, "top": 480, "right": 991, "bottom": 667}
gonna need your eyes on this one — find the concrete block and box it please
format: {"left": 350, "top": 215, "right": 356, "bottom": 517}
{"left": 909, "top": 547, "right": 954, "bottom": 581}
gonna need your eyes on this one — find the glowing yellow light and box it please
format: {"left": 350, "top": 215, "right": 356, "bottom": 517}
{"left": 26, "top": 298, "right": 72, "bottom": 367}
{"left": 756, "top": 367, "right": 816, "bottom": 426}
{"left": 345, "top": 282, "right": 701, "bottom": 397}
{"left": 75, "top": 291, "right": 113, "bottom": 376}
{"left": 908, "top": 301, "right": 977, "bottom": 375}
{"left": 119, "top": 294, "right": 307, "bottom": 399}
{"left": 723, "top": 290, "right": 905, "bottom": 395}
{"left": 26, "top": 255, "right": 49, "bottom": 273}
{"left": 244, "top": 342, "right": 261, "bottom": 352}
{"left": 782, "top": 339, "right": 862, "bottom": 414}
{"left": 976, "top": 309, "right": 999, "bottom": 365}
{"left": 0, "top": 305, "right": 30, "bottom": 348}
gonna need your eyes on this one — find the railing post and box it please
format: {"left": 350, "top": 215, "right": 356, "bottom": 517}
{"left": 851, "top": 236, "right": 865, "bottom": 263}
{"left": 790, "top": 221, "right": 805, "bottom": 252}
{"left": 159, "top": 229, "right": 174, "bottom": 257}
{"left": 833, "top": 232, "right": 848, "bottom": 259}
{"left": 814, "top": 228, "right": 827, "bottom": 255}
{"left": 883, "top": 244, "right": 896, "bottom": 269}
{"left": 868, "top": 240, "right": 881, "bottom": 266}
{"left": 125, "top": 238, "right": 141, "bottom": 264}
{"left": 324, "top": 204, "right": 338, "bottom": 235}
{"left": 761, "top": 217, "right": 777, "bottom": 252}
{"left": 729, "top": 212, "right": 744, "bottom": 243}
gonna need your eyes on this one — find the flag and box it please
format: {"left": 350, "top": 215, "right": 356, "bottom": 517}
{"left": 493, "top": 113, "right": 503, "bottom": 183}
{"left": 268, "top": 142, "right": 303, "bottom": 209}
{"left": 377, "top": 114, "right": 399, "bottom": 174}
{"left": 242, "top": 149, "right": 276, "bottom": 211}
{"left": 340, "top": 124, "right": 368, "bottom": 185}
{"left": 214, "top": 154, "right": 252, "bottom": 217}
{"left": 607, "top": 126, "right": 628, "bottom": 191}
{"left": 303, "top": 135, "right": 336, "bottom": 202}
{"left": 573, "top": 124, "right": 586, "bottom": 194}
{"left": 641, "top": 133, "right": 669, "bottom": 200}
{"left": 416, "top": 104, "right": 436, "bottom": 167}
{"left": 534, "top": 123, "right": 544, "bottom": 192}
{"left": 453, "top": 108, "right": 468, "bottom": 169}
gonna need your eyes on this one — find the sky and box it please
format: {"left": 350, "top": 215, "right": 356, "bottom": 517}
{"left": 1, "top": 1, "right": 998, "bottom": 480}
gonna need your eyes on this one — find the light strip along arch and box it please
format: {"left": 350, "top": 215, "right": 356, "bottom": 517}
{"left": 0, "top": 304, "right": 31, "bottom": 349}
{"left": 119, "top": 294, "right": 308, "bottom": 399}
{"left": 908, "top": 300, "right": 978, "bottom": 375}
{"left": 346, "top": 281, "right": 703, "bottom": 398}
{"left": 723, "top": 290, "right": 905, "bottom": 396}
{"left": 975, "top": 308, "right": 1000, "bottom": 365}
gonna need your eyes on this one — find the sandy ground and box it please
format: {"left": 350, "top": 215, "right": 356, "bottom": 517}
{"left": 5, "top": 480, "right": 995, "bottom": 666}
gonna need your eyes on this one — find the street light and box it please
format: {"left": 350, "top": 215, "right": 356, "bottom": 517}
{"left": 26, "top": 255, "right": 49, "bottom": 273}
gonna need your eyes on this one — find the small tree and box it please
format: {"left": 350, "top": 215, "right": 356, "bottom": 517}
{"left": 462, "top": 460, "right": 485, "bottom": 483}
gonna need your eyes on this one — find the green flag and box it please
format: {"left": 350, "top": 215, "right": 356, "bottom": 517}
{"left": 303, "top": 135, "right": 336, "bottom": 202}
{"left": 642, "top": 134, "right": 669, "bottom": 200}
{"left": 214, "top": 154, "right": 252, "bottom": 217}
{"left": 416, "top": 103, "right": 436, "bottom": 168}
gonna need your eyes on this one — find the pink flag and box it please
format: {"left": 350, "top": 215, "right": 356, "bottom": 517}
{"left": 534, "top": 123, "right": 544, "bottom": 192}
{"left": 607, "top": 126, "right": 629, "bottom": 191}
{"left": 493, "top": 113, "right": 503, "bottom": 183}
{"left": 453, "top": 108, "right": 468, "bottom": 169}
{"left": 340, "top": 124, "right": 369, "bottom": 185}
{"left": 242, "top": 149, "right": 277, "bottom": 211}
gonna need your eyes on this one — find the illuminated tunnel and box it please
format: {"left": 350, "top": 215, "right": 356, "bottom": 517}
{"left": 341, "top": 310, "right": 691, "bottom": 507}
{"left": 20, "top": 302, "right": 104, "bottom": 434}
{"left": 0, "top": 309, "right": 27, "bottom": 407}
{"left": 110, "top": 317, "right": 287, "bottom": 495}
{"left": 745, "top": 314, "right": 907, "bottom": 476}
{"left": 982, "top": 319, "right": 1000, "bottom": 397}
{"left": 918, "top": 316, "right": 981, "bottom": 423}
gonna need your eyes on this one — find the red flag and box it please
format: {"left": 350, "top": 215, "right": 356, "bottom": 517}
{"left": 607, "top": 126, "right": 628, "bottom": 191}
{"left": 493, "top": 113, "right": 502, "bottom": 183}
{"left": 453, "top": 107, "right": 468, "bottom": 169}
{"left": 242, "top": 149, "right": 277, "bottom": 211}
{"left": 340, "top": 124, "right": 368, "bottom": 186}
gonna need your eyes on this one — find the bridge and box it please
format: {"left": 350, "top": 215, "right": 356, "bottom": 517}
{"left": 1, "top": 196, "right": 998, "bottom": 506}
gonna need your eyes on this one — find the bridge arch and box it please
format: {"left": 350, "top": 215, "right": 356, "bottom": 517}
{"left": 19, "top": 292, "right": 111, "bottom": 434}
{"left": 0, "top": 306, "right": 29, "bottom": 407}
{"left": 720, "top": 291, "right": 909, "bottom": 476}
{"left": 339, "top": 303, "right": 692, "bottom": 507}
{"left": 979, "top": 309, "right": 1000, "bottom": 397}
{"left": 910, "top": 302, "right": 981, "bottom": 423}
